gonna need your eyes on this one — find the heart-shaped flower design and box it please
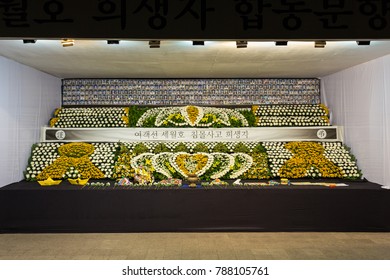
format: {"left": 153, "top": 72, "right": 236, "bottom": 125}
{"left": 170, "top": 152, "right": 214, "bottom": 178}
{"left": 152, "top": 152, "right": 174, "bottom": 178}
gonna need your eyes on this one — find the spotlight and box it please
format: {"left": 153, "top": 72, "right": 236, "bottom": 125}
{"left": 23, "top": 39, "right": 36, "bottom": 44}
{"left": 193, "top": 41, "right": 205, "bottom": 46}
{"left": 236, "top": 41, "right": 248, "bottom": 48}
{"left": 357, "top": 41, "right": 370, "bottom": 46}
{"left": 107, "top": 40, "right": 120, "bottom": 45}
{"left": 314, "top": 40, "right": 326, "bottom": 48}
{"left": 61, "top": 39, "right": 75, "bottom": 47}
{"left": 149, "top": 40, "right": 160, "bottom": 48}
{"left": 275, "top": 41, "right": 288, "bottom": 46}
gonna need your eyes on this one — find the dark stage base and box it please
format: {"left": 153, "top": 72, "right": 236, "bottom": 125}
{"left": 1, "top": 180, "right": 389, "bottom": 233}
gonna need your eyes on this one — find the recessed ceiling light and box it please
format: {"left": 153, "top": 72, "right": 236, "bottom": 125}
{"left": 193, "top": 41, "right": 205, "bottom": 46}
{"left": 107, "top": 40, "right": 120, "bottom": 45}
{"left": 357, "top": 41, "right": 371, "bottom": 46}
{"left": 61, "top": 39, "right": 75, "bottom": 47}
{"left": 149, "top": 40, "right": 160, "bottom": 48}
{"left": 23, "top": 39, "right": 36, "bottom": 44}
{"left": 236, "top": 41, "right": 248, "bottom": 48}
{"left": 275, "top": 41, "right": 288, "bottom": 46}
{"left": 314, "top": 41, "right": 326, "bottom": 48}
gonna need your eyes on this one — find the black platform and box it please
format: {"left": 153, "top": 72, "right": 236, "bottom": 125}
{"left": 1, "top": 180, "right": 389, "bottom": 233}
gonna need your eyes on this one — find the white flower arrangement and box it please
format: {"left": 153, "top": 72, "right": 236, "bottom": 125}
{"left": 322, "top": 142, "right": 362, "bottom": 179}
{"left": 209, "top": 153, "right": 235, "bottom": 179}
{"left": 254, "top": 104, "right": 329, "bottom": 127}
{"left": 254, "top": 104, "right": 328, "bottom": 117}
{"left": 25, "top": 143, "right": 62, "bottom": 180}
{"left": 89, "top": 143, "right": 118, "bottom": 178}
{"left": 169, "top": 152, "right": 214, "bottom": 178}
{"left": 257, "top": 116, "right": 330, "bottom": 127}
{"left": 152, "top": 152, "right": 174, "bottom": 178}
{"left": 130, "top": 153, "right": 155, "bottom": 172}
{"left": 229, "top": 153, "right": 254, "bottom": 179}
{"left": 51, "top": 107, "right": 128, "bottom": 128}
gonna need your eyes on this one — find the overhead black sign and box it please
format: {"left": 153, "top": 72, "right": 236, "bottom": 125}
{"left": 0, "top": 0, "right": 389, "bottom": 39}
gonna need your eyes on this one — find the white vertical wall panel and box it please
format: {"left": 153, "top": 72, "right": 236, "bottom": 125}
{"left": 322, "top": 54, "right": 390, "bottom": 186}
{"left": 0, "top": 56, "right": 61, "bottom": 187}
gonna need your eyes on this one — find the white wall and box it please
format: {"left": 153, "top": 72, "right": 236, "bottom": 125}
{"left": 0, "top": 56, "right": 61, "bottom": 187}
{"left": 322, "top": 54, "right": 390, "bottom": 186}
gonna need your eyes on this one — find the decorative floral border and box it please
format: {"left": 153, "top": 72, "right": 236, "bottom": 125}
{"left": 137, "top": 105, "right": 249, "bottom": 128}
{"left": 25, "top": 141, "right": 362, "bottom": 182}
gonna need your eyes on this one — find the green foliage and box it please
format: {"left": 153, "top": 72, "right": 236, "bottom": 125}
{"left": 173, "top": 143, "right": 189, "bottom": 152}
{"left": 233, "top": 142, "right": 250, "bottom": 153}
{"left": 141, "top": 115, "right": 158, "bottom": 128}
{"left": 252, "top": 143, "right": 266, "bottom": 153}
{"left": 153, "top": 143, "right": 170, "bottom": 153}
{"left": 133, "top": 143, "right": 150, "bottom": 155}
{"left": 128, "top": 106, "right": 149, "bottom": 127}
{"left": 212, "top": 143, "right": 229, "bottom": 153}
{"left": 193, "top": 143, "right": 209, "bottom": 153}
{"left": 240, "top": 110, "right": 257, "bottom": 127}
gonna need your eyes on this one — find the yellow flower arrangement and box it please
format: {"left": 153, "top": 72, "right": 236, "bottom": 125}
{"left": 175, "top": 153, "right": 209, "bottom": 175}
{"left": 36, "top": 143, "right": 105, "bottom": 180}
{"left": 58, "top": 143, "right": 95, "bottom": 158}
{"left": 186, "top": 106, "right": 200, "bottom": 125}
{"left": 243, "top": 153, "right": 271, "bottom": 179}
{"left": 279, "top": 142, "right": 343, "bottom": 178}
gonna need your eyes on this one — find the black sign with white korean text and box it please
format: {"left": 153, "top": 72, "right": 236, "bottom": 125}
{"left": 0, "top": 0, "right": 389, "bottom": 39}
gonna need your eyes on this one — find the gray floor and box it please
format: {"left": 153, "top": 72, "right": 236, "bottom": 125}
{"left": 1, "top": 232, "right": 390, "bottom": 260}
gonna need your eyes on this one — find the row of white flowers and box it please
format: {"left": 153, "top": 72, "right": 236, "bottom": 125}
{"left": 25, "top": 143, "right": 61, "bottom": 180}
{"left": 253, "top": 104, "right": 328, "bottom": 117}
{"left": 136, "top": 105, "right": 248, "bottom": 127}
{"left": 51, "top": 107, "right": 128, "bottom": 128}
{"left": 257, "top": 116, "right": 330, "bottom": 127}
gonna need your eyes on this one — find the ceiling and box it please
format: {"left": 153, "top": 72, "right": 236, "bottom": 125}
{"left": 0, "top": 39, "right": 390, "bottom": 79}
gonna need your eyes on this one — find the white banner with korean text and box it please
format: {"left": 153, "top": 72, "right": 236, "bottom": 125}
{"left": 42, "top": 126, "right": 343, "bottom": 143}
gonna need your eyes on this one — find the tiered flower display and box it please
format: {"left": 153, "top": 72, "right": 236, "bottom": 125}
{"left": 136, "top": 105, "right": 249, "bottom": 128}
{"left": 253, "top": 104, "right": 330, "bottom": 127}
{"left": 50, "top": 107, "right": 129, "bottom": 128}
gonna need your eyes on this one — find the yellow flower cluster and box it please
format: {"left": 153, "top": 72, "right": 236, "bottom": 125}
{"left": 37, "top": 156, "right": 105, "bottom": 180}
{"left": 251, "top": 106, "right": 259, "bottom": 114}
{"left": 122, "top": 116, "right": 129, "bottom": 125}
{"left": 58, "top": 143, "right": 95, "bottom": 158}
{"left": 186, "top": 106, "right": 200, "bottom": 124}
{"left": 319, "top": 103, "right": 329, "bottom": 116}
{"left": 50, "top": 118, "right": 59, "bottom": 127}
{"left": 112, "top": 153, "right": 135, "bottom": 179}
{"left": 168, "top": 113, "right": 185, "bottom": 121}
{"left": 243, "top": 153, "right": 271, "bottom": 179}
{"left": 175, "top": 154, "right": 209, "bottom": 175}
{"left": 279, "top": 142, "right": 343, "bottom": 178}
{"left": 54, "top": 108, "right": 62, "bottom": 116}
